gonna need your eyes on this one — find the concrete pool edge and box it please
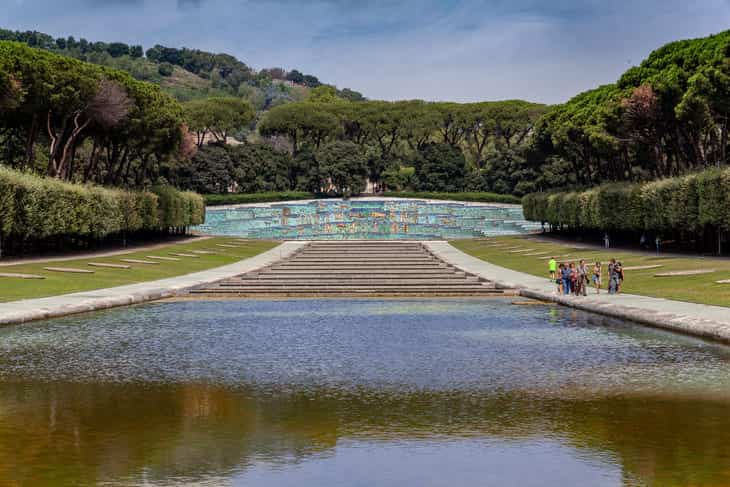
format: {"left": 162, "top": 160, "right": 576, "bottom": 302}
{"left": 425, "top": 241, "right": 730, "bottom": 344}
{"left": 0, "top": 241, "right": 307, "bottom": 326}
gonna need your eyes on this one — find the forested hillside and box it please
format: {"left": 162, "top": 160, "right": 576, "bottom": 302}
{"left": 532, "top": 29, "right": 730, "bottom": 189}
{"left": 0, "top": 28, "right": 364, "bottom": 106}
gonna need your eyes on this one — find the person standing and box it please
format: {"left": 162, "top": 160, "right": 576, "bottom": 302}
{"left": 578, "top": 260, "right": 588, "bottom": 296}
{"left": 604, "top": 233, "right": 610, "bottom": 249}
{"left": 616, "top": 261, "right": 625, "bottom": 293}
{"left": 556, "top": 263, "right": 565, "bottom": 294}
{"left": 592, "top": 261, "right": 602, "bottom": 294}
{"left": 549, "top": 257, "right": 557, "bottom": 281}
{"left": 655, "top": 236, "right": 661, "bottom": 255}
{"left": 608, "top": 259, "right": 618, "bottom": 294}
{"left": 562, "top": 263, "right": 573, "bottom": 295}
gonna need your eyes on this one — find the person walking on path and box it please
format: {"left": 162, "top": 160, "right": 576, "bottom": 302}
{"left": 570, "top": 263, "right": 578, "bottom": 295}
{"left": 549, "top": 257, "right": 557, "bottom": 281}
{"left": 562, "top": 263, "right": 572, "bottom": 295}
{"left": 578, "top": 260, "right": 589, "bottom": 296}
{"left": 608, "top": 259, "right": 619, "bottom": 294}
{"left": 592, "top": 261, "right": 602, "bottom": 294}
{"left": 616, "top": 261, "right": 625, "bottom": 294}
{"left": 556, "top": 263, "right": 565, "bottom": 294}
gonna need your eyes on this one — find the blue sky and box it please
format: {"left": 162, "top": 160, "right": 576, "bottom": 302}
{"left": 2, "top": 0, "right": 730, "bottom": 103}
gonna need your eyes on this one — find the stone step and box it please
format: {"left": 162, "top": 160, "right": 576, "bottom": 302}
{"left": 248, "top": 272, "right": 468, "bottom": 279}
{"left": 261, "top": 268, "right": 458, "bottom": 275}
{"left": 220, "top": 279, "right": 484, "bottom": 286}
{"left": 295, "top": 255, "right": 431, "bottom": 259}
{"left": 285, "top": 258, "right": 436, "bottom": 263}
{"left": 189, "top": 240, "right": 509, "bottom": 298}
{"left": 190, "top": 289, "right": 509, "bottom": 296}
{"left": 208, "top": 282, "right": 493, "bottom": 291}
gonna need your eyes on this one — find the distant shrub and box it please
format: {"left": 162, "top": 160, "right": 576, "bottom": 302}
{"left": 384, "top": 191, "right": 521, "bottom": 205}
{"left": 522, "top": 167, "right": 730, "bottom": 232}
{"left": 0, "top": 166, "right": 204, "bottom": 245}
{"left": 204, "top": 191, "right": 316, "bottom": 206}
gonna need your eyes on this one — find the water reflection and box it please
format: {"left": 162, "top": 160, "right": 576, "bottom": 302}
{"left": 1, "top": 300, "right": 729, "bottom": 486}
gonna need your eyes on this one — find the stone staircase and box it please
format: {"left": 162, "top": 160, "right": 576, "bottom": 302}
{"left": 189, "top": 241, "right": 515, "bottom": 298}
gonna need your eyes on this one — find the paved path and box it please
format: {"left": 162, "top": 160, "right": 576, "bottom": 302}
{"left": 0, "top": 242, "right": 305, "bottom": 326}
{"left": 426, "top": 241, "right": 730, "bottom": 344}
{"left": 0, "top": 236, "right": 211, "bottom": 267}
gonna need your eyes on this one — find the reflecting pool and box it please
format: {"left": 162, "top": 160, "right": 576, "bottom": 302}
{"left": 195, "top": 199, "right": 539, "bottom": 239}
{"left": 2, "top": 299, "right": 730, "bottom": 486}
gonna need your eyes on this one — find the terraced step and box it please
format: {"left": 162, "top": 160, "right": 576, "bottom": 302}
{"left": 219, "top": 279, "right": 484, "bottom": 286}
{"left": 190, "top": 241, "right": 511, "bottom": 298}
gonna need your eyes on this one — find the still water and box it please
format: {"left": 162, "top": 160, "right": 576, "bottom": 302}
{"left": 1, "top": 299, "right": 730, "bottom": 486}
{"left": 196, "top": 199, "right": 539, "bottom": 239}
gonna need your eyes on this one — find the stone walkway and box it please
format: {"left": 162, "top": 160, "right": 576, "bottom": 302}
{"left": 0, "top": 242, "right": 305, "bottom": 325}
{"left": 426, "top": 241, "right": 730, "bottom": 344}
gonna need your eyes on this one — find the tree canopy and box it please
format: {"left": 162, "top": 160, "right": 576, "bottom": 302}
{"left": 0, "top": 41, "right": 187, "bottom": 186}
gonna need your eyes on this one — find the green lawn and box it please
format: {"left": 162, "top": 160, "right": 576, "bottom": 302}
{"left": 0, "top": 237, "right": 278, "bottom": 302}
{"left": 451, "top": 236, "right": 730, "bottom": 307}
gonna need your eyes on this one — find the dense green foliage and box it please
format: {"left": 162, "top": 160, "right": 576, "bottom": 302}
{"left": 204, "top": 191, "right": 316, "bottom": 206}
{"left": 257, "top": 99, "right": 547, "bottom": 195}
{"left": 0, "top": 166, "right": 204, "bottom": 254}
{"left": 383, "top": 191, "right": 520, "bottom": 204}
{"left": 412, "top": 143, "right": 466, "bottom": 192}
{"left": 184, "top": 97, "right": 255, "bottom": 146}
{"left": 522, "top": 166, "right": 730, "bottom": 252}
{"left": 532, "top": 30, "right": 730, "bottom": 188}
{"left": 174, "top": 143, "right": 297, "bottom": 194}
{"left": 0, "top": 41, "right": 187, "bottom": 186}
{"left": 316, "top": 141, "right": 369, "bottom": 196}
{"left": 0, "top": 28, "right": 364, "bottom": 103}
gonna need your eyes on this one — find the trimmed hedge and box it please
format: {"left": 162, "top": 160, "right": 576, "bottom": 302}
{"left": 0, "top": 166, "right": 205, "bottom": 242}
{"left": 383, "top": 191, "right": 521, "bottom": 205}
{"left": 204, "top": 191, "right": 316, "bottom": 206}
{"left": 522, "top": 167, "right": 730, "bottom": 232}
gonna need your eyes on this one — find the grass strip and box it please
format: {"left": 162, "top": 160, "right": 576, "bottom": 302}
{"left": 0, "top": 237, "right": 277, "bottom": 302}
{"left": 451, "top": 236, "right": 730, "bottom": 307}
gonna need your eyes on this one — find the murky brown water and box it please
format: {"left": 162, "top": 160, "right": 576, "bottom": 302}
{"left": 1, "top": 299, "right": 730, "bottom": 486}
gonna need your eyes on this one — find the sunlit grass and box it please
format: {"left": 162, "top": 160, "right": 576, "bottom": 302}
{"left": 452, "top": 236, "right": 730, "bottom": 307}
{"left": 0, "top": 237, "right": 278, "bottom": 302}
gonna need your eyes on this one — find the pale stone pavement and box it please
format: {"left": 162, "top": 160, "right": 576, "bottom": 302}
{"left": 0, "top": 242, "right": 306, "bottom": 325}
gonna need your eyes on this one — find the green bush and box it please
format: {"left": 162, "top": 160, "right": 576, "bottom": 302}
{"left": 0, "top": 166, "right": 204, "bottom": 243}
{"left": 204, "top": 191, "right": 316, "bottom": 206}
{"left": 522, "top": 167, "right": 730, "bottom": 233}
{"left": 382, "top": 191, "right": 521, "bottom": 205}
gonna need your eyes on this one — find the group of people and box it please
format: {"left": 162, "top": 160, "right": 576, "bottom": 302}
{"left": 548, "top": 258, "right": 625, "bottom": 296}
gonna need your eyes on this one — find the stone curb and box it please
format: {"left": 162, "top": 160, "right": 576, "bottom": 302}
{"left": 0, "top": 242, "right": 307, "bottom": 326}
{"left": 424, "top": 241, "right": 730, "bottom": 345}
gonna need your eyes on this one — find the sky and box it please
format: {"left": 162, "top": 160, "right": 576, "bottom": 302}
{"left": 2, "top": 0, "right": 730, "bottom": 104}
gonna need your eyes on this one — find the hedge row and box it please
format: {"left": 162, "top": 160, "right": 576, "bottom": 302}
{"left": 0, "top": 166, "right": 205, "bottom": 241}
{"left": 204, "top": 191, "right": 316, "bottom": 206}
{"left": 383, "top": 191, "right": 521, "bottom": 205}
{"left": 522, "top": 167, "right": 730, "bottom": 232}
